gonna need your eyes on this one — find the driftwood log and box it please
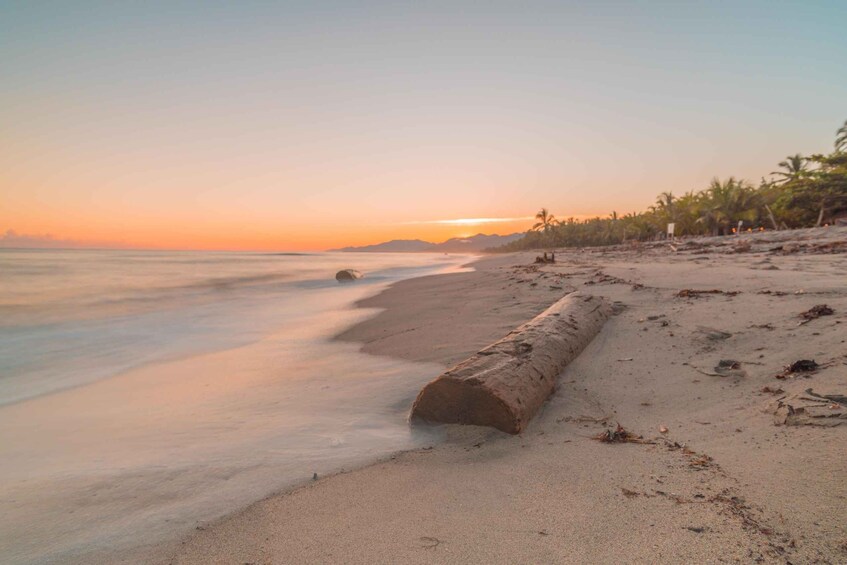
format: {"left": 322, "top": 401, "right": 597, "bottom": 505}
{"left": 410, "top": 292, "right": 610, "bottom": 434}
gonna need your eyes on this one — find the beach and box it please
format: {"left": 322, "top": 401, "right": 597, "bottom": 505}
{"left": 0, "top": 251, "right": 471, "bottom": 564}
{"left": 5, "top": 3, "right": 845, "bottom": 563}
{"left": 146, "top": 226, "right": 847, "bottom": 564}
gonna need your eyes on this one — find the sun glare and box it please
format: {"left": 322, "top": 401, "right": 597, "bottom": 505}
{"left": 404, "top": 217, "right": 533, "bottom": 226}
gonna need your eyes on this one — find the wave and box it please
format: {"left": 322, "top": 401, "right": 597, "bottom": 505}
{"left": 0, "top": 272, "right": 297, "bottom": 330}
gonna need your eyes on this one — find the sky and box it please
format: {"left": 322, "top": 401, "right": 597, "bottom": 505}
{"left": 2, "top": 1, "right": 846, "bottom": 251}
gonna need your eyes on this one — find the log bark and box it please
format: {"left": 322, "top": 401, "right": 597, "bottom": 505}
{"left": 410, "top": 292, "right": 611, "bottom": 434}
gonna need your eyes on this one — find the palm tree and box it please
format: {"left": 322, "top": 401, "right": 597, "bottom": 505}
{"left": 836, "top": 119, "right": 847, "bottom": 153}
{"left": 698, "top": 178, "right": 759, "bottom": 235}
{"left": 771, "top": 154, "right": 808, "bottom": 183}
{"left": 655, "top": 192, "right": 675, "bottom": 215}
{"left": 653, "top": 191, "right": 676, "bottom": 235}
{"left": 532, "top": 208, "right": 557, "bottom": 233}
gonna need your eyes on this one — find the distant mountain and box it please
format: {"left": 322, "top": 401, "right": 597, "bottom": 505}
{"left": 331, "top": 233, "right": 524, "bottom": 253}
{"left": 431, "top": 233, "right": 524, "bottom": 252}
{"left": 331, "top": 239, "right": 434, "bottom": 253}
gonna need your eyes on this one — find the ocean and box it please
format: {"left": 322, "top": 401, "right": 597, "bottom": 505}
{"left": 0, "top": 249, "right": 470, "bottom": 564}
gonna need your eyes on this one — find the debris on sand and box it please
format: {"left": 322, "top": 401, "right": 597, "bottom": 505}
{"left": 771, "top": 241, "right": 847, "bottom": 255}
{"left": 790, "top": 359, "right": 820, "bottom": 372}
{"left": 688, "top": 453, "right": 714, "bottom": 469}
{"left": 731, "top": 240, "right": 752, "bottom": 253}
{"left": 514, "top": 264, "right": 541, "bottom": 275}
{"left": 676, "top": 289, "right": 740, "bottom": 298}
{"left": 696, "top": 327, "right": 733, "bottom": 341}
{"left": 713, "top": 359, "right": 748, "bottom": 378}
{"left": 810, "top": 240, "right": 847, "bottom": 254}
{"left": 761, "top": 386, "right": 785, "bottom": 395}
{"left": 691, "top": 359, "right": 747, "bottom": 378}
{"left": 799, "top": 304, "right": 834, "bottom": 324}
{"left": 665, "top": 441, "right": 719, "bottom": 470}
{"left": 776, "top": 359, "right": 820, "bottom": 379}
{"left": 804, "top": 388, "right": 847, "bottom": 407}
{"left": 766, "top": 388, "right": 847, "bottom": 427}
{"left": 534, "top": 252, "right": 556, "bottom": 264}
{"left": 595, "top": 424, "right": 655, "bottom": 444}
{"left": 757, "top": 290, "right": 788, "bottom": 296}
{"left": 710, "top": 493, "right": 776, "bottom": 536}
{"left": 586, "top": 270, "right": 644, "bottom": 290}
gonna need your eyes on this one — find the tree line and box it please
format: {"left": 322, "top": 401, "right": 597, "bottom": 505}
{"left": 495, "top": 120, "right": 847, "bottom": 251}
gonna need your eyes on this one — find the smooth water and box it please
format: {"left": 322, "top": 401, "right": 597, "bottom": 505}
{"left": 0, "top": 249, "right": 471, "bottom": 564}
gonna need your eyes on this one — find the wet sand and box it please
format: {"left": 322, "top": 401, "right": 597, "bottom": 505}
{"left": 157, "top": 227, "right": 847, "bottom": 564}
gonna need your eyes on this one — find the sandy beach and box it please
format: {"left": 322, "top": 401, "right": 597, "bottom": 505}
{"left": 138, "top": 227, "right": 847, "bottom": 564}
{"left": 5, "top": 5, "right": 845, "bottom": 564}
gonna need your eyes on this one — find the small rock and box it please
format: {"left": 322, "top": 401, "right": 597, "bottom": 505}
{"left": 335, "top": 269, "right": 363, "bottom": 282}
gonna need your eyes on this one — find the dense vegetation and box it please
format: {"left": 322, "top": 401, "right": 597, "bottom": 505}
{"left": 497, "top": 120, "right": 847, "bottom": 251}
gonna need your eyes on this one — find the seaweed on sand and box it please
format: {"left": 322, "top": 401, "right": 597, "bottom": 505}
{"left": 595, "top": 424, "right": 654, "bottom": 444}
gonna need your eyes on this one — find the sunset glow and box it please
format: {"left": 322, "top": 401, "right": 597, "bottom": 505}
{"left": 2, "top": 2, "right": 845, "bottom": 251}
{"left": 402, "top": 217, "right": 534, "bottom": 226}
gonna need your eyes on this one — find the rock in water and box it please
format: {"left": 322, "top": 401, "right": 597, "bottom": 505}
{"left": 335, "top": 269, "right": 363, "bottom": 282}
{"left": 410, "top": 292, "right": 611, "bottom": 434}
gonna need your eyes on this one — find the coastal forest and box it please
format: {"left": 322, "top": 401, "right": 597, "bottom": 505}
{"left": 497, "top": 120, "right": 847, "bottom": 251}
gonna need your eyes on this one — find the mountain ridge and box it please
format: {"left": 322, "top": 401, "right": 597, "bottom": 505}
{"left": 329, "top": 233, "right": 524, "bottom": 253}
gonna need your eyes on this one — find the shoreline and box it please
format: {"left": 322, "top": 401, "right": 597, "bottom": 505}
{"left": 334, "top": 253, "right": 567, "bottom": 367}
{"left": 103, "top": 253, "right": 562, "bottom": 565}
{"left": 1, "top": 253, "right": 476, "bottom": 565}
{"left": 158, "top": 228, "right": 845, "bottom": 563}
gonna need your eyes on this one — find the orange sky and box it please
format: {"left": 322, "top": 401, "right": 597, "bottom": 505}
{"left": 2, "top": 3, "right": 845, "bottom": 251}
{"left": 3, "top": 179, "right": 539, "bottom": 250}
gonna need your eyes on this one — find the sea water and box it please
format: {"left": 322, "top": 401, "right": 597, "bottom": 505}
{"left": 0, "top": 249, "right": 470, "bottom": 564}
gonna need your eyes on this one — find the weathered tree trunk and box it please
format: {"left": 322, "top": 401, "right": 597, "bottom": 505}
{"left": 815, "top": 200, "right": 826, "bottom": 227}
{"left": 410, "top": 292, "right": 611, "bottom": 434}
{"left": 764, "top": 204, "right": 779, "bottom": 230}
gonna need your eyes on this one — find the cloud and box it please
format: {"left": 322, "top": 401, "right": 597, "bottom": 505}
{"left": 0, "top": 229, "right": 90, "bottom": 249}
{"left": 400, "top": 216, "right": 534, "bottom": 226}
